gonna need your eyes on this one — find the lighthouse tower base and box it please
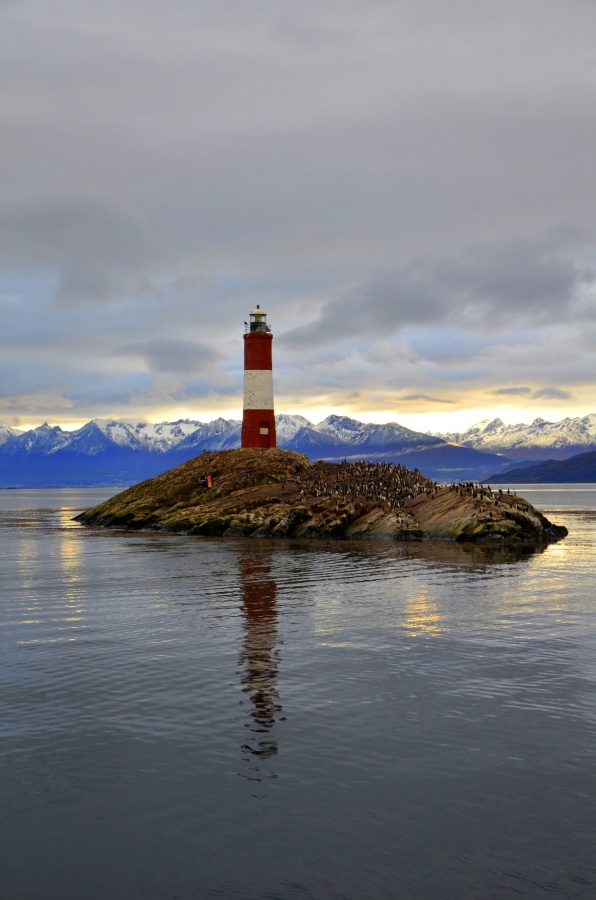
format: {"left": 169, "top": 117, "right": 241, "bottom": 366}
{"left": 241, "top": 409, "right": 276, "bottom": 449}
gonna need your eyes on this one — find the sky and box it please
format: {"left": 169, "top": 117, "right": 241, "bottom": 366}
{"left": 1, "top": 0, "right": 595, "bottom": 434}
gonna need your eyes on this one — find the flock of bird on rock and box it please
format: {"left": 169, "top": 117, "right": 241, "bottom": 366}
{"left": 220, "top": 457, "right": 527, "bottom": 518}
{"left": 286, "top": 460, "right": 437, "bottom": 512}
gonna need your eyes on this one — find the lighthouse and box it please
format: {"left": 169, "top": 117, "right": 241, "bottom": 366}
{"left": 241, "top": 305, "right": 277, "bottom": 449}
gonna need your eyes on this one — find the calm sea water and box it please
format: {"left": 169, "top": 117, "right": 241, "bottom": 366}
{"left": 1, "top": 485, "right": 595, "bottom": 899}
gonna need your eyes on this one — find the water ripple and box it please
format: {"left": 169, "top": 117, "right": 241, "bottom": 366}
{"left": 1, "top": 490, "right": 595, "bottom": 898}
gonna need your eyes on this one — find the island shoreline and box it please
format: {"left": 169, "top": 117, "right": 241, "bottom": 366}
{"left": 75, "top": 448, "right": 568, "bottom": 547}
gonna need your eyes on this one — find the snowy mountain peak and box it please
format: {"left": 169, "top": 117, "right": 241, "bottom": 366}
{"left": 316, "top": 415, "right": 371, "bottom": 442}
{"left": 90, "top": 418, "right": 207, "bottom": 452}
{"left": 11, "top": 422, "right": 70, "bottom": 456}
{"left": 275, "top": 414, "right": 311, "bottom": 443}
{"left": 470, "top": 418, "right": 505, "bottom": 436}
{"left": 0, "top": 423, "right": 19, "bottom": 446}
{"left": 319, "top": 415, "right": 362, "bottom": 429}
{"left": 437, "top": 413, "right": 596, "bottom": 460}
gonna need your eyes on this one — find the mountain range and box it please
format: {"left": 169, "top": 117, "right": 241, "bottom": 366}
{"left": 1, "top": 412, "right": 595, "bottom": 487}
{"left": 438, "top": 414, "right": 596, "bottom": 461}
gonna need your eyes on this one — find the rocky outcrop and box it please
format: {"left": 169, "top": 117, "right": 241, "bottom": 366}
{"left": 75, "top": 448, "right": 568, "bottom": 545}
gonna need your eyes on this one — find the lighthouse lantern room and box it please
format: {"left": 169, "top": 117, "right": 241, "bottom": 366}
{"left": 249, "top": 307, "right": 270, "bottom": 333}
{"left": 242, "top": 305, "right": 276, "bottom": 449}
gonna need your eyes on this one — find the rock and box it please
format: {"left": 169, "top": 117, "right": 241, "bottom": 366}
{"left": 75, "top": 448, "right": 567, "bottom": 546}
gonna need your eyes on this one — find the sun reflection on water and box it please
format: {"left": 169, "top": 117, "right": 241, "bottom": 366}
{"left": 12, "top": 507, "right": 88, "bottom": 645}
{"left": 402, "top": 587, "right": 442, "bottom": 637}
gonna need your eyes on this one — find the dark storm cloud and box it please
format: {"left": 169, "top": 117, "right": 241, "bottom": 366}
{"left": 401, "top": 394, "right": 456, "bottom": 405}
{"left": 533, "top": 387, "right": 575, "bottom": 400}
{"left": 280, "top": 237, "right": 596, "bottom": 349}
{"left": 0, "top": 193, "right": 159, "bottom": 304}
{"left": 117, "top": 339, "right": 223, "bottom": 374}
{"left": 179, "top": 378, "right": 240, "bottom": 400}
{"left": 0, "top": 359, "right": 54, "bottom": 397}
{"left": 64, "top": 374, "right": 153, "bottom": 405}
{"left": 492, "top": 387, "right": 532, "bottom": 396}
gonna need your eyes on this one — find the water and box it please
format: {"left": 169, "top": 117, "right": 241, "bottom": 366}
{"left": 1, "top": 486, "right": 595, "bottom": 899}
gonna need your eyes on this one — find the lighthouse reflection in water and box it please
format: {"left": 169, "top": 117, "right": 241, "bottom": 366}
{"left": 238, "top": 549, "right": 283, "bottom": 768}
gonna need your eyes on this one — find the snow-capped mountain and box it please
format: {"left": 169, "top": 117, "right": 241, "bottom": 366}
{"left": 312, "top": 415, "right": 434, "bottom": 448}
{"left": 314, "top": 415, "right": 373, "bottom": 443}
{"left": 2, "top": 411, "right": 593, "bottom": 484}
{"left": 0, "top": 423, "right": 19, "bottom": 446}
{"left": 274, "top": 413, "right": 311, "bottom": 444}
{"left": 1, "top": 423, "right": 71, "bottom": 456}
{"left": 0, "top": 413, "right": 513, "bottom": 486}
{"left": 437, "top": 414, "right": 596, "bottom": 461}
{"left": 92, "top": 419, "right": 211, "bottom": 452}
{"left": 175, "top": 418, "right": 242, "bottom": 452}
{"left": 284, "top": 415, "right": 442, "bottom": 458}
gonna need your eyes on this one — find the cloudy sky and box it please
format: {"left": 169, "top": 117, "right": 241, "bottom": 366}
{"left": 2, "top": 0, "right": 595, "bottom": 432}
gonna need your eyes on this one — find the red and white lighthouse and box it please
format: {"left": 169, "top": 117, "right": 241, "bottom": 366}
{"left": 241, "top": 305, "right": 277, "bottom": 449}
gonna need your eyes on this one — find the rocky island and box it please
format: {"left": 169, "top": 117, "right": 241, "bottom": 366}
{"left": 75, "top": 448, "right": 567, "bottom": 545}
